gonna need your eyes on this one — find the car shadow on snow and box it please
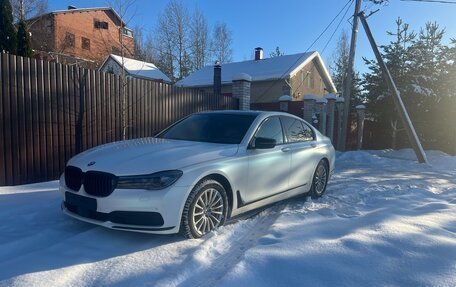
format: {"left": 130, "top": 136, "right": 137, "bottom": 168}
{"left": 0, "top": 190, "right": 188, "bottom": 282}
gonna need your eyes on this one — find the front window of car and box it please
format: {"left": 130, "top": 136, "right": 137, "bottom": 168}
{"left": 158, "top": 113, "right": 257, "bottom": 144}
{"left": 254, "top": 117, "right": 284, "bottom": 145}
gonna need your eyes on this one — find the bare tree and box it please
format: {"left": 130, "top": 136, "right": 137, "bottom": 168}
{"left": 108, "top": 0, "right": 137, "bottom": 140}
{"left": 133, "top": 25, "right": 145, "bottom": 60}
{"left": 154, "top": 0, "right": 190, "bottom": 81}
{"left": 210, "top": 22, "right": 233, "bottom": 64}
{"left": 189, "top": 7, "right": 208, "bottom": 70}
{"left": 142, "top": 32, "right": 159, "bottom": 63}
{"left": 11, "top": 0, "right": 47, "bottom": 21}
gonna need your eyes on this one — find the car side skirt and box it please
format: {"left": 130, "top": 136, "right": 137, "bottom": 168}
{"left": 231, "top": 184, "right": 309, "bottom": 217}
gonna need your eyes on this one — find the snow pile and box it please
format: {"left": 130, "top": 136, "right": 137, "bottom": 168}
{"left": 1, "top": 149, "right": 455, "bottom": 286}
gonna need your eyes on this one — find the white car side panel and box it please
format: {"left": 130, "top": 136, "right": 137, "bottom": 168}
{"left": 244, "top": 146, "right": 291, "bottom": 203}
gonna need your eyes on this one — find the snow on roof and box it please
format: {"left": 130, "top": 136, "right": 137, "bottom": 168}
{"left": 28, "top": 7, "right": 126, "bottom": 25}
{"left": 106, "top": 54, "right": 171, "bottom": 83}
{"left": 177, "top": 52, "right": 336, "bottom": 92}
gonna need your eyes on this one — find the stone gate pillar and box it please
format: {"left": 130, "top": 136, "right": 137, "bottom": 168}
{"left": 336, "top": 97, "right": 345, "bottom": 150}
{"left": 315, "top": 98, "right": 327, "bottom": 135}
{"left": 303, "top": 94, "right": 317, "bottom": 124}
{"left": 325, "top": 93, "right": 337, "bottom": 143}
{"left": 232, "top": 73, "right": 252, "bottom": 110}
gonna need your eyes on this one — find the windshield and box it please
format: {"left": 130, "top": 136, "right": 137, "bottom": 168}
{"left": 158, "top": 113, "right": 257, "bottom": 144}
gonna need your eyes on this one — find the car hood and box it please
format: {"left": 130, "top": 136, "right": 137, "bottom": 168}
{"left": 67, "top": 137, "right": 239, "bottom": 175}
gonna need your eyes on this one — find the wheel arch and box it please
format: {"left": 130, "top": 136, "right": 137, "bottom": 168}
{"left": 196, "top": 173, "right": 234, "bottom": 218}
{"left": 321, "top": 157, "right": 330, "bottom": 170}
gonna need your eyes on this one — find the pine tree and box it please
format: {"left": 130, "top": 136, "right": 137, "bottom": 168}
{"left": 362, "top": 18, "right": 417, "bottom": 148}
{"left": 362, "top": 18, "right": 455, "bottom": 153}
{"left": 0, "top": 0, "right": 17, "bottom": 54}
{"left": 330, "top": 31, "right": 363, "bottom": 111}
{"left": 16, "top": 18, "right": 33, "bottom": 57}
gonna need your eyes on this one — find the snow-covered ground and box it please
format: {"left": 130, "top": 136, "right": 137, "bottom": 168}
{"left": 0, "top": 150, "right": 455, "bottom": 287}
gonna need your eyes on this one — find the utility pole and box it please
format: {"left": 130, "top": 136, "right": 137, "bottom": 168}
{"left": 358, "top": 12, "right": 428, "bottom": 164}
{"left": 20, "top": 0, "right": 25, "bottom": 20}
{"left": 339, "top": 0, "right": 362, "bottom": 151}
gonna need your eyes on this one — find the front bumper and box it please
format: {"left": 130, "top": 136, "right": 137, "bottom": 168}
{"left": 60, "top": 177, "right": 192, "bottom": 234}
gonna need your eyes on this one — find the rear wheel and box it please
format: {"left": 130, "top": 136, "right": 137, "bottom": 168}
{"left": 180, "top": 180, "right": 228, "bottom": 239}
{"left": 310, "top": 160, "right": 329, "bottom": 199}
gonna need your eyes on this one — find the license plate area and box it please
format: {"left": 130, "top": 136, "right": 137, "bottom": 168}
{"left": 65, "top": 192, "right": 97, "bottom": 216}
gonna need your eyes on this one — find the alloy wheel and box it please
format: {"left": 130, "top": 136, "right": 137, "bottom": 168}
{"left": 314, "top": 164, "right": 328, "bottom": 195}
{"left": 191, "top": 188, "right": 224, "bottom": 236}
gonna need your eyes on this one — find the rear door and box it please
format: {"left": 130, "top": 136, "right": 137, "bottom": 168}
{"left": 280, "top": 116, "right": 318, "bottom": 190}
{"left": 245, "top": 116, "right": 291, "bottom": 203}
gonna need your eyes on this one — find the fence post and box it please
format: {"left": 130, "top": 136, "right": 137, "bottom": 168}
{"left": 335, "top": 97, "right": 345, "bottom": 150}
{"left": 325, "top": 93, "right": 337, "bottom": 143}
{"left": 303, "top": 94, "right": 317, "bottom": 123}
{"left": 232, "top": 73, "right": 251, "bottom": 110}
{"left": 279, "top": 94, "right": 292, "bottom": 112}
{"left": 315, "top": 98, "right": 327, "bottom": 135}
{"left": 356, "top": 104, "right": 366, "bottom": 150}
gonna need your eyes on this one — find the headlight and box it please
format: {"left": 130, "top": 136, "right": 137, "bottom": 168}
{"left": 116, "top": 170, "right": 183, "bottom": 190}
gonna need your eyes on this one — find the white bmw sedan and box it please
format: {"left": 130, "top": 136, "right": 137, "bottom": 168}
{"left": 60, "top": 110, "right": 335, "bottom": 238}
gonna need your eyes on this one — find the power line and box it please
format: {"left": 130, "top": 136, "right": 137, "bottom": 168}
{"left": 253, "top": 0, "right": 354, "bottom": 103}
{"left": 400, "top": 0, "right": 456, "bottom": 4}
{"left": 321, "top": 0, "right": 354, "bottom": 55}
{"left": 294, "top": 1, "right": 353, "bottom": 96}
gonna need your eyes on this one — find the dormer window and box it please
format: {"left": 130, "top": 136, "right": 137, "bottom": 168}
{"left": 122, "top": 27, "right": 133, "bottom": 37}
{"left": 94, "top": 19, "right": 109, "bottom": 29}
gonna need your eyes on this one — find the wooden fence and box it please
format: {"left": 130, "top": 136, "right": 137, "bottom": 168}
{"left": 0, "top": 53, "right": 238, "bottom": 186}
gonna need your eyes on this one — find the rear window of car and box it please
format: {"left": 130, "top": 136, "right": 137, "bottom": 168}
{"left": 158, "top": 113, "right": 257, "bottom": 144}
{"left": 281, "top": 116, "right": 315, "bottom": 142}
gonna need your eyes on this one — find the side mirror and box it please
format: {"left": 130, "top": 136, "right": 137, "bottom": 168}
{"left": 253, "top": 137, "right": 276, "bottom": 149}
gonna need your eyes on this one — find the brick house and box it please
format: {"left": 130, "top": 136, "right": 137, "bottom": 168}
{"left": 27, "top": 6, "right": 135, "bottom": 68}
{"left": 176, "top": 48, "right": 337, "bottom": 103}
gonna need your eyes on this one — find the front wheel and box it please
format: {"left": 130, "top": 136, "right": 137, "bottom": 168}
{"left": 180, "top": 180, "right": 228, "bottom": 239}
{"left": 310, "top": 160, "right": 329, "bottom": 199}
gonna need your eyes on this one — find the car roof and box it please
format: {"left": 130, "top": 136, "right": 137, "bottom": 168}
{"left": 197, "top": 110, "right": 292, "bottom": 117}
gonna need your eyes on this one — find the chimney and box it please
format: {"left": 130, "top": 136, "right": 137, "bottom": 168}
{"left": 254, "top": 47, "right": 263, "bottom": 61}
{"left": 213, "top": 61, "right": 222, "bottom": 97}
{"left": 68, "top": 5, "right": 77, "bottom": 10}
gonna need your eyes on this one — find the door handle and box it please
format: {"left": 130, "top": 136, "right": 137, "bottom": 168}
{"left": 281, "top": 147, "right": 291, "bottom": 152}
{"left": 311, "top": 143, "right": 317, "bottom": 148}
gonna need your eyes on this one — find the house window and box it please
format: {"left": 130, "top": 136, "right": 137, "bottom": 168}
{"left": 94, "top": 20, "right": 109, "bottom": 29}
{"left": 122, "top": 27, "right": 133, "bottom": 37}
{"left": 309, "top": 67, "right": 315, "bottom": 89}
{"left": 306, "top": 72, "right": 312, "bottom": 88}
{"left": 82, "top": 37, "right": 90, "bottom": 50}
{"left": 64, "top": 32, "right": 75, "bottom": 47}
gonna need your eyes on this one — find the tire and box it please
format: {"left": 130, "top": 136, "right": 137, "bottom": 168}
{"left": 180, "top": 179, "right": 228, "bottom": 239}
{"left": 310, "top": 160, "right": 329, "bottom": 199}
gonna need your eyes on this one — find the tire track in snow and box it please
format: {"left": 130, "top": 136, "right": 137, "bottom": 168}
{"left": 154, "top": 204, "right": 285, "bottom": 287}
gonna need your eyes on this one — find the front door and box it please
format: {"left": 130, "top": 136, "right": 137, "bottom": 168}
{"left": 244, "top": 116, "right": 291, "bottom": 203}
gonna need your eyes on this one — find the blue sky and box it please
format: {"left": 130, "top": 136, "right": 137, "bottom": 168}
{"left": 47, "top": 0, "right": 456, "bottom": 74}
